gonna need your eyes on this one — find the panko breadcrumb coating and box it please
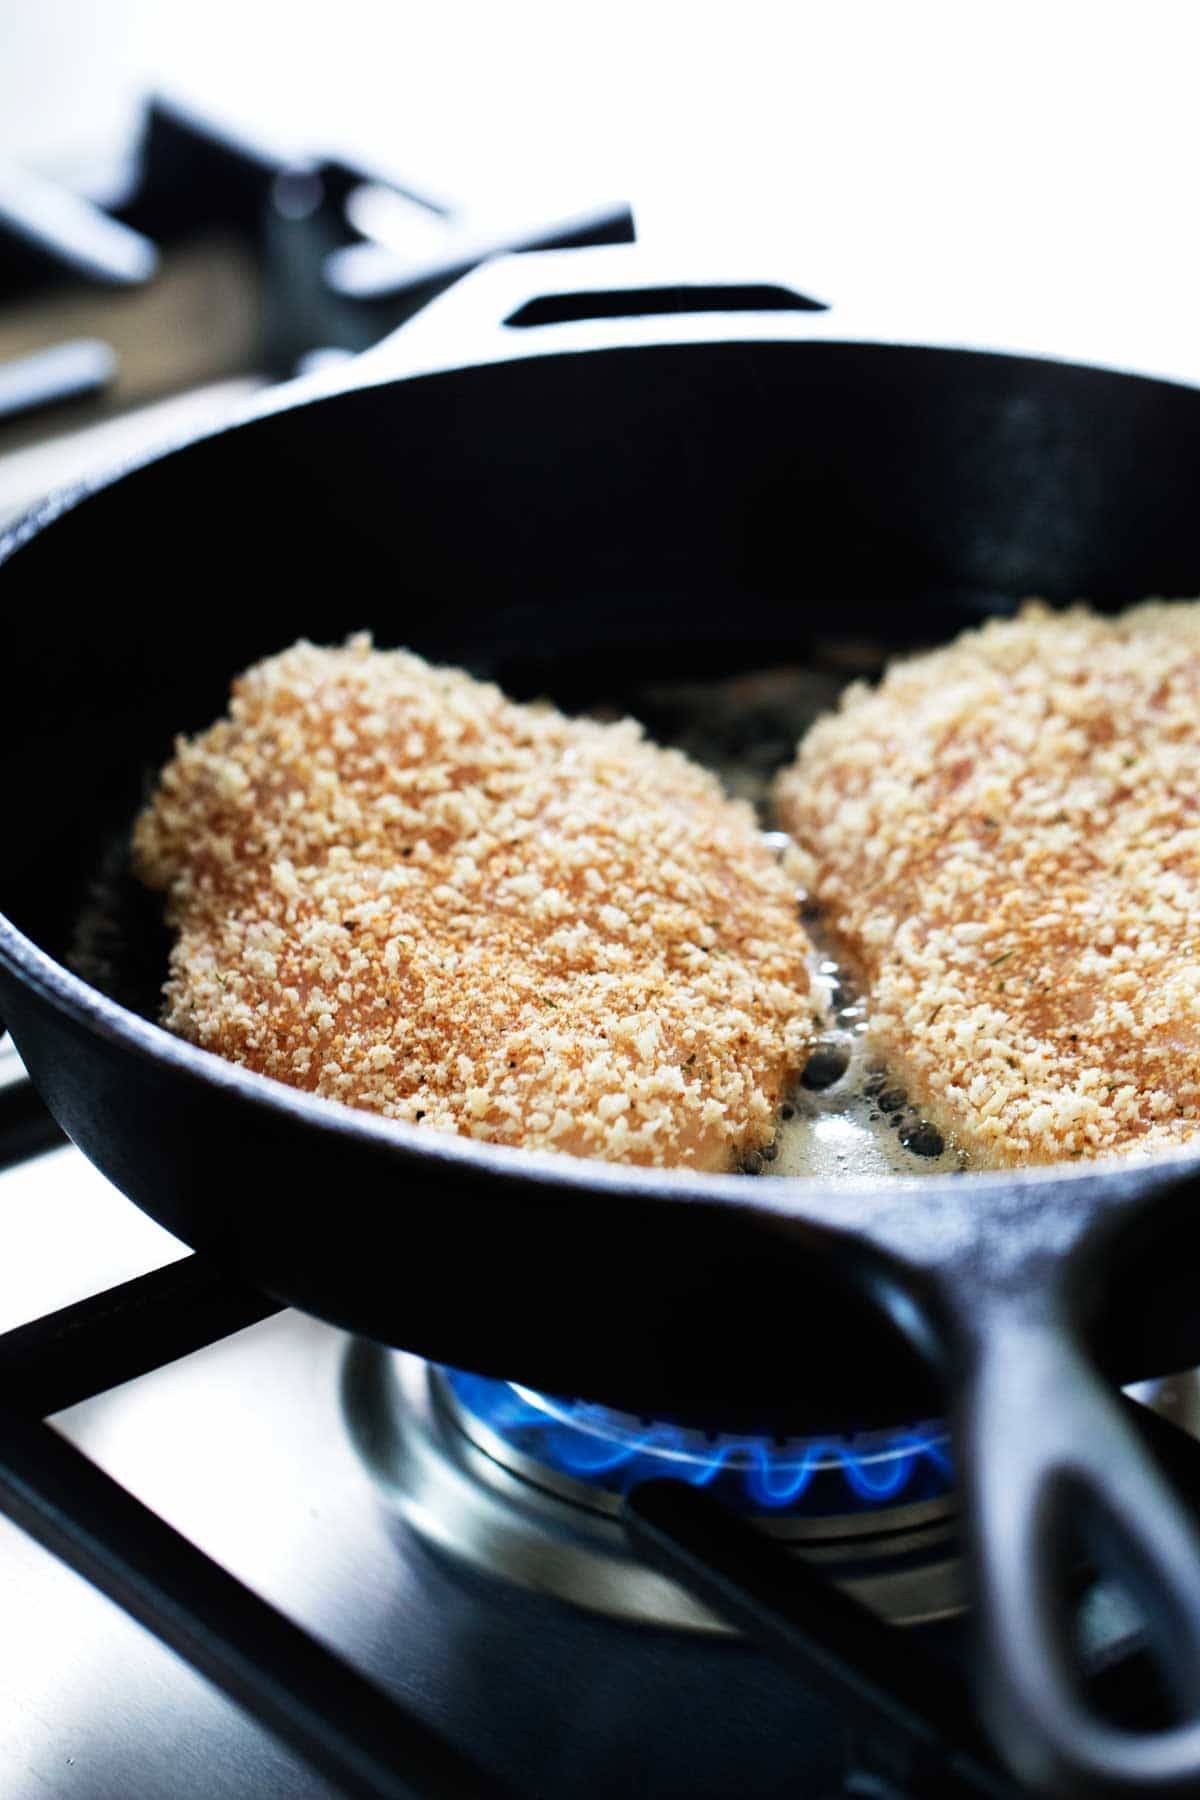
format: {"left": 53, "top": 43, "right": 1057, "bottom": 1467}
{"left": 776, "top": 600, "right": 1200, "bottom": 1168}
{"left": 134, "top": 637, "right": 815, "bottom": 1170}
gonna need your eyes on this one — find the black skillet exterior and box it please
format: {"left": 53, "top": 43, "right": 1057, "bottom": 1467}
{"left": 4, "top": 278, "right": 1200, "bottom": 1439}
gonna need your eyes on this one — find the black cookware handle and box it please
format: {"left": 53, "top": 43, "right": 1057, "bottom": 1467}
{"left": 360, "top": 243, "right": 835, "bottom": 379}
{"left": 957, "top": 1286, "right": 1200, "bottom": 1796}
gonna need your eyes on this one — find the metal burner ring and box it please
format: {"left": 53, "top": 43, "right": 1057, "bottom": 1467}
{"left": 342, "top": 1343, "right": 966, "bottom": 1630}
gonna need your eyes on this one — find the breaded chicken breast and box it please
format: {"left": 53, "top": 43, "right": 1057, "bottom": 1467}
{"left": 135, "top": 637, "right": 815, "bottom": 1170}
{"left": 775, "top": 601, "right": 1200, "bottom": 1168}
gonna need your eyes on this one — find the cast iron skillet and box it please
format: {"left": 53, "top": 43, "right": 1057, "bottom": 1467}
{"left": 4, "top": 248, "right": 1200, "bottom": 1794}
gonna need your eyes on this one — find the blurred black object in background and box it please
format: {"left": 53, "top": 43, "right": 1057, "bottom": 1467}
{"left": 0, "top": 94, "right": 632, "bottom": 459}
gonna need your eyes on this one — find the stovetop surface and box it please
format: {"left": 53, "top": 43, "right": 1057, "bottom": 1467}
{"left": 0, "top": 1088, "right": 861, "bottom": 1800}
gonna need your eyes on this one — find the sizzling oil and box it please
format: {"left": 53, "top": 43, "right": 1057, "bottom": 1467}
{"left": 767, "top": 920, "right": 967, "bottom": 1182}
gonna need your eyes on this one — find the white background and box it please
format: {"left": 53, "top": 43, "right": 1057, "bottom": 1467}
{"left": 4, "top": 0, "right": 1200, "bottom": 340}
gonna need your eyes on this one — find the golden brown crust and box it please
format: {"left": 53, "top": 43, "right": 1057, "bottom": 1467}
{"left": 134, "top": 637, "right": 815, "bottom": 1169}
{"left": 776, "top": 601, "right": 1200, "bottom": 1168}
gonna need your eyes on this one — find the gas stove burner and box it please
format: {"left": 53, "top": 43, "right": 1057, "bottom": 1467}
{"left": 342, "top": 1345, "right": 965, "bottom": 1630}
{"left": 439, "top": 1367, "right": 955, "bottom": 1517}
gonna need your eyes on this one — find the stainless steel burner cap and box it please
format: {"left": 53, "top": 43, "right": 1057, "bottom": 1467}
{"left": 342, "top": 1344, "right": 966, "bottom": 1631}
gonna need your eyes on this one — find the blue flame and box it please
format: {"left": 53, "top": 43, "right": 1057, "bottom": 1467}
{"left": 442, "top": 1369, "right": 953, "bottom": 1517}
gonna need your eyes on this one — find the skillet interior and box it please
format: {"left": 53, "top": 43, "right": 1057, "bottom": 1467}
{"left": 3, "top": 335, "right": 1200, "bottom": 1429}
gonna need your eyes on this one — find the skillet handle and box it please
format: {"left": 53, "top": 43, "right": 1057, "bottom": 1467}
{"left": 959, "top": 1293, "right": 1200, "bottom": 1796}
{"left": 352, "top": 242, "right": 835, "bottom": 382}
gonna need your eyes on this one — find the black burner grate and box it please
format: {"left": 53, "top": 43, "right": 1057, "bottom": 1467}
{"left": 0, "top": 1060, "right": 990, "bottom": 1795}
{"left": 0, "top": 1080, "right": 513, "bottom": 1798}
{"left": 1, "top": 1059, "right": 1198, "bottom": 1794}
